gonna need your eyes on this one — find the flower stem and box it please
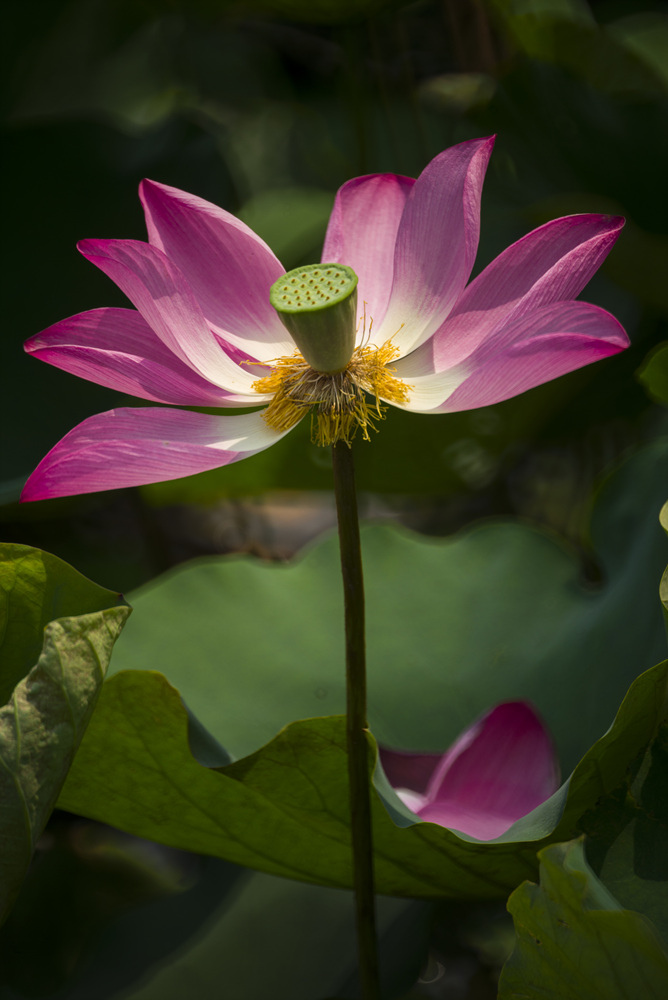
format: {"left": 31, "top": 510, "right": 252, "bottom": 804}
{"left": 331, "top": 440, "right": 380, "bottom": 1000}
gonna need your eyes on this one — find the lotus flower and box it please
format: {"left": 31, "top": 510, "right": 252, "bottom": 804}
{"left": 379, "top": 701, "right": 560, "bottom": 840}
{"left": 22, "top": 136, "right": 628, "bottom": 501}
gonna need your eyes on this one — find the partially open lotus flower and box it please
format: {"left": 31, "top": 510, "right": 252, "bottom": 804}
{"left": 379, "top": 701, "right": 560, "bottom": 840}
{"left": 22, "top": 136, "right": 628, "bottom": 501}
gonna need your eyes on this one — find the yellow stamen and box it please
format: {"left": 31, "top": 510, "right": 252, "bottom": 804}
{"left": 252, "top": 339, "right": 411, "bottom": 447}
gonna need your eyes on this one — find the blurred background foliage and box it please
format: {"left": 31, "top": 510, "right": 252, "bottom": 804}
{"left": 1, "top": 1, "right": 667, "bottom": 996}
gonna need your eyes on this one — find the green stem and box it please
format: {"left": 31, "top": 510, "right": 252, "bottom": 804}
{"left": 331, "top": 440, "right": 380, "bottom": 1000}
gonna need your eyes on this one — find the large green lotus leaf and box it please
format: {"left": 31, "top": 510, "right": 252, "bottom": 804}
{"left": 0, "top": 544, "right": 130, "bottom": 923}
{"left": 58, "top": 660, "right": 667, "bottom": 899}
{"left": 498, "top": 839, "right": 668, "bottom": 998}
{"left": 110, "top": 442, "right": 667, "bottom": 773}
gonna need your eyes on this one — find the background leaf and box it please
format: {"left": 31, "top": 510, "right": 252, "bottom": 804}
{"left": 639, "top": 343, "right": 668, "bottom": 406}
{"left": 581, "top": 720, "right": 668, "bottom": 947}
{"left": 86, "top": 866, "right": 423, "bottom": 1000}
{"left": 661, "top": 501, "right": 668, "bottom": 633}
{"left": 0, "top": 543, "right": 128, "bottom": 703}
{"left": 0, "top": 544, "right": 130, "bottom": 923}
{"left": 107, "top": 442, "right": 668, "bottom": 773}
{"left": 498, "top": 839, "right": 668, "bottom": 998}
{"left": 238, "top": 187, "right": 335, "bottom": 265}
{"left": 57, "top": 659, "right": 667, "bottom": 899}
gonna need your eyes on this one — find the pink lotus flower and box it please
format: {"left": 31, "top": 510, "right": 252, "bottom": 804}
{"left": 22, "top": 136, "right": 628, "bottom": 501}
{"left": 379, "top": 701, "right": 560, "bottom": 840}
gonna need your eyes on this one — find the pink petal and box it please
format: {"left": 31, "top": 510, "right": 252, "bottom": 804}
{"left": 78, "top": 239, "right": 259, "bottom": 395}
{"left": 25, "top": 308, "right": 267, "bottom": 407}
{"left": 140, "top": 180, "right": 292, "bottom": 361}
{"left": 411, "top": 214, "right": 625, "bottom": 374}
{"left": 376, "top": 136, "right": 495, "bottom": 356}
{"left": 393, "top": 788, "right": 428, "bottom": 814}
{"left": 321, "top": 173, "right": 415, "bottom": 334}
{"left": 440, "top": 302, "right": 628, "bottom": 412}
{"left": 419, "top": 702, "right": 560, "bottom": 840}
{"left": 21, "top": 408, "right": 288, "bottom": 501}
{"left": 396, "top": 301, "right": 628, "bottom": 412}
{"left": 378, "top": 747, "right": 442, "bottom": 797}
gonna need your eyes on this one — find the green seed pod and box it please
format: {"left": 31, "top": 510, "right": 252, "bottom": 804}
{"left": 269, "top": 263, "right": 358, "bottom": 373}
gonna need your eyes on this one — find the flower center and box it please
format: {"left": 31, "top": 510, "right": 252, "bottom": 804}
{"left": 253, "top": 337, "right": 411, "bottom": 447}
{"left": 264, "top": 263, "right": 411, "bottom": 446}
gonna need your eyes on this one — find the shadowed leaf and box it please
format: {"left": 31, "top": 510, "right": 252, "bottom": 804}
{"left": 499, "top": 839, "right": 668, "bottom": 998}
{"left": 0, "top": 544, "right": 130, "bottom": 923}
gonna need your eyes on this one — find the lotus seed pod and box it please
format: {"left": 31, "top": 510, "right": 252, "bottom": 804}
{"left": 270, "top": 263, "right": 358, "bottom": 373}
